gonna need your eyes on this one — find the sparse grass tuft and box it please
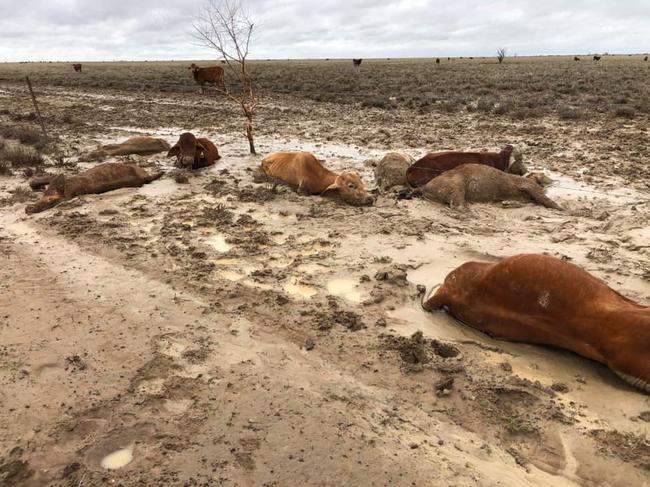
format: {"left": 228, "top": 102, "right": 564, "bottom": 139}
{"left": 0, "top": 125, "right": 48, "bottom": 150}
{"left": 477, "top": 98, "right": 494, "bottom": 113}
{"left": 0, "top": 140, "right": 44, "bottom": 167}
{"left": 361, "top": 97, "right": 387, "bottom": 109}
{"left": 614, "top": 106, "right": 636, "bottom": 119}
{"left": 0, "top": 159, "right": 11, "bottom": 175}
{"left": 558, "top": 106, "right": 584, "bottom": 120}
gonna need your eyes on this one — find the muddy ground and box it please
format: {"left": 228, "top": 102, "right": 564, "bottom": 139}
{"left": 0, "top": 60, "right": 649, "bottom": 486}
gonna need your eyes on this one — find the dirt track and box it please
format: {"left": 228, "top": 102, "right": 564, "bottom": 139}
{"left": 1, "top": 64, "right": 650, "bottom": 486}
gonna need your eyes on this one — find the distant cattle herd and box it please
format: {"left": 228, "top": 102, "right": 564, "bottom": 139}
{"left": 65, "top": 53, "right": 649, "bottom": 92}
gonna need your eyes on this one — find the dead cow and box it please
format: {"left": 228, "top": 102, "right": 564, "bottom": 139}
{"left": 86, "top": 137, "right": 171, "bottom": 161}
{"left": 25, "top": 163, "right": 163, "bottom": 214}
{"left": 374, "top": 152, "right": 414, "bottom": 192}
{"left": 189, "top": 63, "right": 225, "bottom": 93}
{"left": 167, "top": 132, "right": 220, "bottom": 170}
{"left": 422, "top": 254, "right": 650, "bottom": 392}
{"left": 406, "top": 145, "right": 525, "bottom": 187}
{"left": 420, "top": 163, "right": 561, "bottom": 210}
{"left": 259, "top": 151, "right": 374, "bottom": 206}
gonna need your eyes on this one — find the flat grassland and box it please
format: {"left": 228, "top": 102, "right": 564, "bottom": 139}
{"left": 0, "top": 57, "right": 649, "bottom": 486}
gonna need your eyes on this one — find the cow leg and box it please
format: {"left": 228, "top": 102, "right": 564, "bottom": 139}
{"left": 296, "top": 180, "right": 309, "bottom": 196}
{"left": 448, "top": 187, "right": 467, "bottom": 210}
{"left": 523, "top": 185, "right": 562, "bottom": 210}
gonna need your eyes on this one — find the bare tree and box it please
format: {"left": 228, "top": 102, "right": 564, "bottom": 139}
{"left": 497, "top": 48, "right": 507, "bottom": 64}
{"left": 193, "top": 0, "right": 257, "bottom": 154}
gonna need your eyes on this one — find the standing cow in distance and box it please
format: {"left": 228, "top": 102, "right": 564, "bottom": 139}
{"left": 645, "top": 56, "right": 648, "bottom": 61}
{"left": 352, "top": 59, "right": 362, "bottom": 70}
{"left": 574, "top": 56, "right": 580, "bottom": 61}
{"left": 189, "top": 63, "right": 225, "bottom": 94}
{"left": 435, "top": 58, "right": 440, "bottom": 64}
{"left": 593, "top": 55, "right": 602, "bottom": 61}
{"left": 72, "top": 63, "right": 82, "bottom": 72}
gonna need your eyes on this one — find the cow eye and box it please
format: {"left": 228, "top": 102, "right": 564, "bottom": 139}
{"left": 347, "top": 183, "right": 355, "bottom": 189}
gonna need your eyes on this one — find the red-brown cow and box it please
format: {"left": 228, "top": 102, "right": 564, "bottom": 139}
{"left": 72, "top": 63, "right": 82, "bottom": 72}
{"left": 26, "top": 163, "right": 162, "bottom": 214}
{"left": 189, "top": 63, "right": 225, "bottom": 93}
{"left": 422, "top": 254, "right": 650, "bottom": 392}
{"left": 406, "top": 145, "right": 526, "bottom": 187}
{"left": 258, "top": 151, "right": 374, "bottom": 206}
{"left": 167, "top": 132, "right": 220, "bottom": 170}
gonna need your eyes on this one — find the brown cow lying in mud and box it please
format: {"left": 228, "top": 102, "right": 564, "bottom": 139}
{"left": 25, "top": 163, "right": 163, "bottom": 214}
{"left": 167, "top": 132, "right": 220, "bottom": 170}
{"left": 258, "top": 151, "right": 374, "bottom": 206}
{"left": 406, "top": 145, "right": 526, "bottom": 187}
{"left": 422, "top": 254, "right": 650, "bottom": 392}
{"left": 374, "top": 152, "right": 414, "bottom": 192}
{"left": 419, "top": 164, "right": 561, "bottom": 210}
{"left": 86, "top": 137, "right": 170, "bottom": 160}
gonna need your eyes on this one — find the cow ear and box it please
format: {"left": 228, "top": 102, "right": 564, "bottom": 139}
{"left": 196, "top": 142, "right": 207, "bottom": 157}
{"left": 167, "top": 145, "right": 180, "bottom": 158}
{"left": 320, "top": 175, "right": 342, "bottom": 195}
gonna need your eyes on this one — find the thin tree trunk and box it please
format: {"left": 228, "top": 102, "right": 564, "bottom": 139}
{"left": 246, "top": 117, "right": 255, "bottom": 154}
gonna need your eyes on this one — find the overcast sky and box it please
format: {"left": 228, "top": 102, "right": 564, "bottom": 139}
{"left": 1, "top": 0, "right": 648, "bottom": 61}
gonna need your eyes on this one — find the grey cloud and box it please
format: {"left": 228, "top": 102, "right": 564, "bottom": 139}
{"left": 0, "top": 0, "right": 648, "bottom": 61}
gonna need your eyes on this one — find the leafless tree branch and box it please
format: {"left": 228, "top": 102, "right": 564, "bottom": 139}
{"left": 193, "top": 0, "right": 258, "bottom": 153}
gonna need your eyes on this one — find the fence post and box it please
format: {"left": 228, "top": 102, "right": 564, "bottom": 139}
{"left": 25, "top": 76, "right": 48, "bottom": 138}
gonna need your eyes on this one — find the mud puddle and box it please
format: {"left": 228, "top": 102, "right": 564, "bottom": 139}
{"left": 545, "top": 170, "right": 646, "bottom": 204}
{"left": 101, "top": 447, "right": 134, "bottom": 470}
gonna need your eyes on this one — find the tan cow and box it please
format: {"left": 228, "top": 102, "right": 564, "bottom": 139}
{"left": 26, "top": 163, "right": 163, "bottom": 213}
{"left": 422, "top": 254, "right": 650, "bottom": 392}
{"left": 419, "top": 163, "right": 561, "bottom": 210}
{"left": 259, "top": 151, "right": 374, "bottom": 206}
{"left": 86, "top": 137, "right": 171, "bottom": 161}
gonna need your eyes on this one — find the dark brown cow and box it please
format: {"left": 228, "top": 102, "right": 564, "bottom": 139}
{"left": 72, "top": 63, "right": 82, "bottom": 72}
{"left": 352, "top": 59, "right": 362, "bottom": 69}
{"left": 167, "top": 132, "right": 220, "bottom": 170}
{"left": 422, "top": 254, "right": 650, "bottom": 392}
{"left": 189, "top": 63, "right": 225, "bottom": 93}
{"left": 406, "top": 145, "right": 525, "bottom": 187}
{"left": 258, "top": 151, "right": 374, "bottom": 206}
{"left": 574, "top": 56, "right": 580, "bottom": 61}
{"left": 435, "top": 58, "right": 440, "bottom": 64}
{"left": 25, "top": 163, "right": 162, "bottom": 214}
{"left": 593, "top": 55, "right": 602, "bottom": 61}
{"left": 645, "top": 56, "right": 648, "bottom": 62}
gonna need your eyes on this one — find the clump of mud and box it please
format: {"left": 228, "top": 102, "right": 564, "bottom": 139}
{"left": 237, "top": 185, "right": 277, "bottom": 203}
{"left": 315, "top": 308, "right": 365, "bottom": 332}
{"left": 0, "top": 448, "right": 33, "bottom": 485}
{"left": 382, "top": 331, "right": 461, "bottom": 372}
{"left": 589, "top": 430, "right": 650, "bottom": 470}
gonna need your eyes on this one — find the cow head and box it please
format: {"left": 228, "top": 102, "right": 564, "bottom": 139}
{"left": 168, "top": 132, "right": 206, "bottom": 169}
{"left": 25, "top": 174, "right": 66, "bottom": 214}
{"left": 321, "top": 171, "right": 374, "bottom": 206}
{"left": 505, "top": 146, "right": 527, "bottom": 175}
